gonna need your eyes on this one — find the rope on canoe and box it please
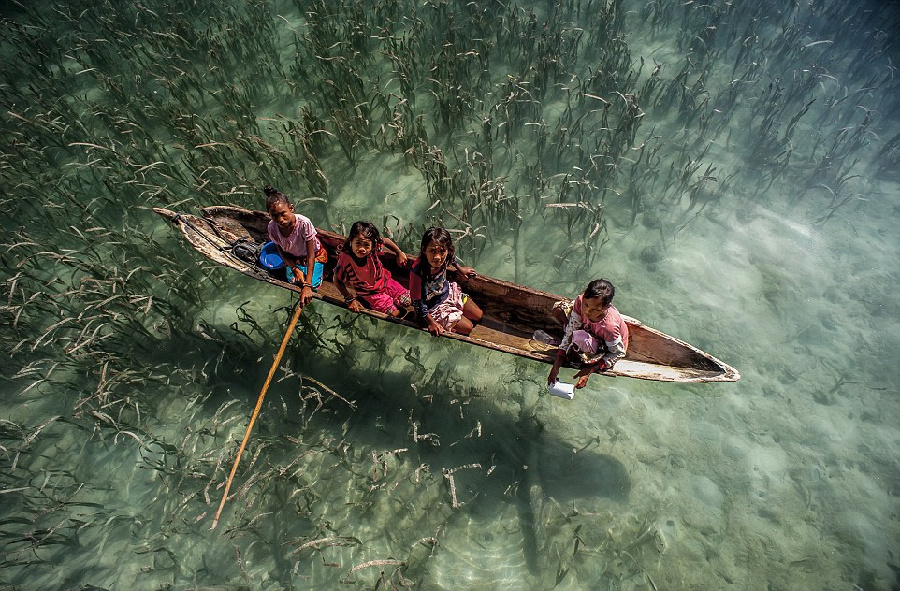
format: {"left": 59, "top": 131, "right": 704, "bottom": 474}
{"left": 176, "top": 213, "right": 265, "bottom": 269}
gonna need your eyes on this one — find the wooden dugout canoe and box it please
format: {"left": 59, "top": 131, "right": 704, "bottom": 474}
{"left": 153, "top": 205, "right": 739, "bottom": 383}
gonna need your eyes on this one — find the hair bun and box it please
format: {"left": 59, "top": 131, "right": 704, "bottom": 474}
{"left": 263, "top": 185, "right": 277, "bottom": 196}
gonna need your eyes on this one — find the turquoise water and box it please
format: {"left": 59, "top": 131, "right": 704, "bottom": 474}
{"left": 1, "top": 0, "right": 899, "bottom": 589}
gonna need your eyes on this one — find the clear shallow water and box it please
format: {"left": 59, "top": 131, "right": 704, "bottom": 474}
{"left": 1, "top": 0, "right": 899, "bottom": 589}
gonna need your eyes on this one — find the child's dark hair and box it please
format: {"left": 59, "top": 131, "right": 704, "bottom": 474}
{"left": 343, "top": 221, "right": 382, "bottom": 253}
{"left": 419, "top": 227, "right": 455, "bottom": 265}
{"left": 583, "top": 279, "right": 615, "bottom": 307}
{"left": 263, "top": 185, "right": 293, "bottom": 210}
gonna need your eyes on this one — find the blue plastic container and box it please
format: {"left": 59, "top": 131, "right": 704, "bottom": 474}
{"left": 258, "top": 242, "right": 286, "bottom": 270}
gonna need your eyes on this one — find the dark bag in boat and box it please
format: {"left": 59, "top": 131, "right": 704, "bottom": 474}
{"left": 232, "top": 239, "right": 262, "bottom": 265}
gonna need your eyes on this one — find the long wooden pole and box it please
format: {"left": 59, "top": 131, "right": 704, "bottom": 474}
{"left": 211, "top": 300, "right": 305, "bottom": 530}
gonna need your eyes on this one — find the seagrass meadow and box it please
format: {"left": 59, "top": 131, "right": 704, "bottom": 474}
{"left": 1, "top": 0, "right": 899, "bottom": 589}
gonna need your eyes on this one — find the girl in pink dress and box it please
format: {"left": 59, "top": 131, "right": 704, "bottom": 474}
{"left": 408, "top": 227, "right": 483, "bottom": 336}
{"left": 333, "top": 221, "right": 411, "bottom": 317}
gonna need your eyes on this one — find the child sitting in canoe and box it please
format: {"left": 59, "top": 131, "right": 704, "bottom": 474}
{"left": 409, "top": 227, "right": 483, "bottom": 336}
{"left": 547, "top": 279, "right": 629, "bottom": 389}
{"left": 264, "top": 185, "right": 328, "bottom": 305}
{"left": 333, "top": 221, "right": 412, "bottom": 318}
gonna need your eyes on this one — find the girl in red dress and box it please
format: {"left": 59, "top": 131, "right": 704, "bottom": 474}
{"left": 333, "top": 221, "right": 411, "bottom": 317}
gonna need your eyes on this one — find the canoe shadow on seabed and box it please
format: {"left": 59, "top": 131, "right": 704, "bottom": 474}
{"left": 80, "top": 273, "right": 633, "bottom": 586}
{"left": 246, "top": 316, "right": 634, "bottom": 581}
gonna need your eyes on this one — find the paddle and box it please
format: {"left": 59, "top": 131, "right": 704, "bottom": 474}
{"left": 211, "top": 298, "right": 305, "bottom": 530}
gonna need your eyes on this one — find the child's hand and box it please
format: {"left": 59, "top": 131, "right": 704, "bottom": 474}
{"left": 396, "top": 252, "right": 409, "bottom": 267}
{"left": 300, "top": 285, "right": 313, "bottom": 306}
{"left": 456, "top": 265, "right": 476, "bottom": 281}
{"left": 547, "top": 368, "right": 559, "bottom": 386}
{"left": 427, "top": 317, "right": 444, "bottom": 337}
{"left": 347, "top": 298, "right": 363, "bottom": 312}
{"left": 574, "top": 374, "right": 591, "bottom": 389}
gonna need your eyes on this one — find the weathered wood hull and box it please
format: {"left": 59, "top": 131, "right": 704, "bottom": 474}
{"left": 153, "top": 206, "right": 739, "bottom": 383}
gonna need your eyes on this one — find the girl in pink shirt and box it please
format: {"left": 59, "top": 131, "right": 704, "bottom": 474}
{"left": 547, "top": 279, "right": 629, "bottom": 389}
{"left": 333, "top": 221, "right": 411, "bottom": 317}
{"left": 264, "top": 185, "right": 327, "bottom": 306}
